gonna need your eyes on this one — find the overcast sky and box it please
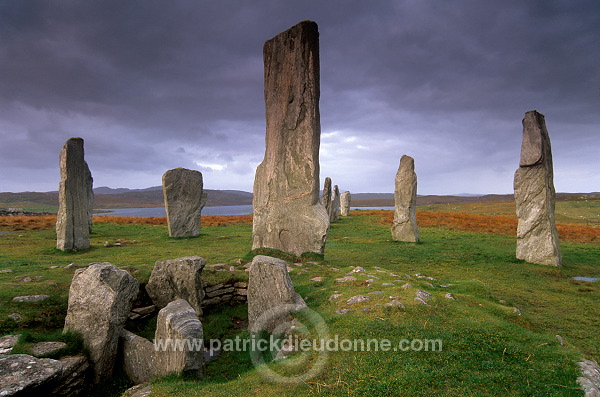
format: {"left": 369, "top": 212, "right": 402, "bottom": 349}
{"left": 0, "top": 0, "right": 598, "bottom": 195}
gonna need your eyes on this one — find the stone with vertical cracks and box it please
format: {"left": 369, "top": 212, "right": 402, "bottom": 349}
{"left": 322, "top": 177, "right": 333, "bottom": 219}
{"left": 340, "top": 191, "right": 351, "bottom": 216}
{"left": 63, "top": 262, "right": 139, "bottom": 383}
{"left": 514, "top": 110, "right": 561, "bottom": 266}
{"left": 162, "top": 168, "right": 207, "bottom": 238}
{"left": 252, "top": 21, "right": 329, "bottom": 256}
{"left": 154, "top": 299, "right": 203, "bottom": 378}
{"left": 146, "top": 256, "right": 205, "bottom": 317}
{"left": 247, "top": 255, "right": 307, "bottom": 333}
{"left": 330, "top": 185, "right": 341, "bottom": 222}
{"left": 391, "top": 155, "right": 420, "bottom": 242}
{"left": 56, "top": 137, "right": 93, "bottom": 251}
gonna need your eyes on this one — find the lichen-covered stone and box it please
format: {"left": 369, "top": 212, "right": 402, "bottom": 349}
{"left": 162, "top": 168, "right": 206, "bottom": 238}
{"left": 56, "top": 137, "right": 93, "bottom": 251}
{"left": 340, "top": 191, "right": 351, "bottom": 216}
{"left": 146, "top": 256, "right": 205, "bottom": 316}
{"left": 391, "top": 155, "right": 420, "bottom": 242}
{"left": 252, "top": 21, "right": 329, "bottom": 256}
{"left": 322, "top": 177, "right": 332, "bottom": 217}
{"left": 247, "top": 255, "right": 307, "bottom": 333}
{"left": 330, "top": 185, "right": 341, "bottom": 221}
{"left": 154, "top": 299, "right": 203, "bottom": 378}
{"left": 514, "top": 110, "right": 561, "bottom": 266}
{"left": 63, "top": 263, "right": 139, "bottom": 383}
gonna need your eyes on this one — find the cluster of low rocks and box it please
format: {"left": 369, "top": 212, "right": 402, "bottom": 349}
{"left": 0, "top": 255, "right": 252, "bottom": 396}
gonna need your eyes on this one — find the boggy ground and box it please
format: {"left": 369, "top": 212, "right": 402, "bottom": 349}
{"left": 0, "top": 204, "right": 599, "bottom": 396}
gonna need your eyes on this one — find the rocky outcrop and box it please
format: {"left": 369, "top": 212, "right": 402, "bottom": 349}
{"left": 247, "top": 255, "right": 307, "bottom": 333}
{"left": 146, "top": 256, "right": 206, "bottom": 316}
{"left": 252, "top": 21, "right": 329, "bottom": 256}
{"left": 340, "top": 191, "right": 351, "bottom": 216}
{"left": 162, "top": 168, "right": 207, "bottom": 238}
{"left": 56, "top": 137, "right": 93, "bottom": 251}
{"left": 391, "top": 155, "right": 420, "bottom": 242}
{"left": 63, "top": 263, "right": 139, "bottom": 383}
{"left": 153, "top": 299, "right": 203, "bottom": 378}
{"left": 514, "top": 110, "right": 561, "bottom": 266}
{"left": 0, "top": 354, "right": 88, "bottom": 396}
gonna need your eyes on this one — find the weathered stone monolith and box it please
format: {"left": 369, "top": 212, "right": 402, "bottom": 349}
{"left": 391, "top": 155, "right": 420, "bottom": 242}
{"left": 340, "top": 191, "right": 351, "bottom": 216}
{"left": 248, "top": 255, "right": 307, "bottom": 334}
{"left": 63, "top": 263, "right": 139, "bottom": 383}
{"left": 514, "top": 110, "right": 561, "bottom": 266}
{"left": 154, "top": 299, "right": 203, "bottom": 378}
{"left": 56, "top": 137, "right": 93, "bottom": 251}
{"left": 252, "top": 21, "right": 329, "bottom": 256}
{"left": 162, "top": 168, "right": 206, "bottom": 238}
{"left": 322, "top": 177, "right": 333, "bottom": 217}
{"left": 331, "top": 185, "right": 341, "bottom": 221}
{"left": 146, "top": 256, "right": 206, "bottom": 317}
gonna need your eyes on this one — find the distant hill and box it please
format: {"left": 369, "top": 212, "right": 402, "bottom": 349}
{"left": 0, "top": 187, "right": 253, "bottom": 210}
{"left": 1, "top": 188, "right": 596, "bottom": 212}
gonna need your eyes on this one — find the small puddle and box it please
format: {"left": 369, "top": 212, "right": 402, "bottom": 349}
{"left": 572, "top": 276, "right": 600, "bottom": 282}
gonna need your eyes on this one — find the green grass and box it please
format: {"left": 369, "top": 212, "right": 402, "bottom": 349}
{"left": 1, "top": 212, "right": 599, "bottom": 396}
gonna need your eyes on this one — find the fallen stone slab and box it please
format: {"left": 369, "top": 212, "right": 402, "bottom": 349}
{"left": 0, "top": 353, "right": 88, "bottom": 396}
{"left": 578, "top": 359, "right": 600, "bottom": 397}
{"left": 346, "top": 295, "right": 369, "bottom": 305}
{"left": 31, "top": 342, "right": 67, "bottom": 357}
{"left": 0, "top": 335, "right": 20, "bottom": 355}
{"left": 121, "top": 384, "right": 152, "bottom": 397}
{"left": 12, "top": 295, "right": 50, "bottom": 302}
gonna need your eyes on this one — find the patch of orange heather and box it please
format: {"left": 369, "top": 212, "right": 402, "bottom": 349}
{"left": 0, "top": 215, "right": 57, "bottom": 231}
{"left": 92, "top": 215, "right": 253, "bottom": 227}
{"left": 92, "top": 216, "right": 167, "bottom": 225}
{"left": 201, "top": 215, "right": 253, "bottom": 226}
{"left": 372, "top": 210, "right": 599, "bottom": 243}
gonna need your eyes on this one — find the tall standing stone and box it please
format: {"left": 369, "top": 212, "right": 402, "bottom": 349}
{"left": 63, "top": 263, "right": 139, "bottom": 383}
{"left": 252, "top": 21, "right": 329, "bottom": 256}
{"left": 391, "top": 155, "right": 420, "bottom": 242}
{"left": 322, "top": 177, "right": 333, "bottom": 218}
{"left": 514, "top": 110, "right": 561, "bottom": 266}
{"left": 340, "top": 191, "right": 351, "bottom": 216}
{"left": 331, "top": 185, "right": 341, "bottom": 222}
{"left": 56, "top": 137, "right": 93, "bottom": 251}
{"left": 163, "top": 168, "right": 207, "bottom": 238}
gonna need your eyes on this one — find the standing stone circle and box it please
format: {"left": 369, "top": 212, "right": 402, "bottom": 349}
{"left": 252, "top": 20, "right": 329, "bottom": 256}
{"left": 340, "top": 191, "right": 351, "bottom": 216}
{"left": 391, "top": 155, "right": 420, "bottom": 242}
{"left": 63, "top": 262, "right": 139, "bottom": 383}
{"left": 514, "top": 110, "right": 561, "bottom": 266}
{"left": 56, "top": 137, "right": 93, "bottom": 251}
{"left": 247, "top": 255, "right": 307, "bottom": 334}
{"left": 162, "top": 168, "right": 207, "bottom": 238}
{"left": 146, "top": 256, "right": 206, "bottom": 317}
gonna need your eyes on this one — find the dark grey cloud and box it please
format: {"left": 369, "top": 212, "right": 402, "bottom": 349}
{"left": 0, "top": 0, "right": 598, "bottom": 194}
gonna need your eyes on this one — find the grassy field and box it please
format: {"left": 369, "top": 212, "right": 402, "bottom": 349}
{"left": 0, "top": 203, "right": 598, "bottom": 396}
